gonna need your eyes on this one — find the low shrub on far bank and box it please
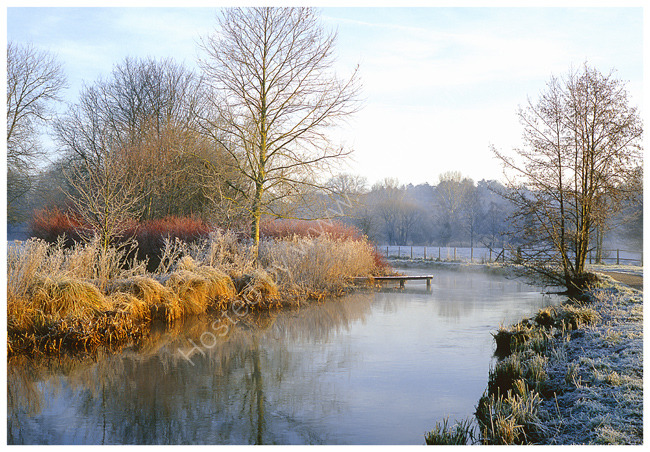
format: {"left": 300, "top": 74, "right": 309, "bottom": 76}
{"left": 127, "top": 216, "right": 213, "bottom": 270}
{"left": 261, "top": 219, "right": 363, "bottom": 241}
{"left": 30, "top": 207, "right": 85, "bottom": 246}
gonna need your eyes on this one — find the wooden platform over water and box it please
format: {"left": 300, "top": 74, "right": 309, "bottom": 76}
{"left": 352, "top": 275, "right": 433, "bottom": 289}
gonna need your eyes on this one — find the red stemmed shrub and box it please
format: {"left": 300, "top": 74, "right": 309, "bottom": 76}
{"left": 261, "top": 219, "right": 363, "bottom": 241}
{"left": 371, "top": 247, "right": 391, "bottom": 275}
{"left": 126, "top": 216, "right": 212, "bottom": 270}
{"left": 30, "top": 208, "right": 86, "bottom": 246}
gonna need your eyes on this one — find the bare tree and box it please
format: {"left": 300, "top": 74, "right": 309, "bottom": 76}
{"left": 460, "top": 180, "right": 483, "bottom": 249}
{"left": 6, "top": 42, "right": 66, "bottom": 221}
{"left": 198, "top": 7, "right": 361, "bottom": 253}
{"left": 65, "top": 147, "right": 145, "bottom": 253}
{"left": 434, "top": 171, "right": 471, "bottom": 246}
{"left": 494, "top": 64, "right": 643, "bottom": 293}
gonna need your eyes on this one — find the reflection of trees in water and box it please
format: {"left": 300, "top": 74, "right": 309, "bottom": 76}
{"left": 7, "top": 293, "right": 374, "bottom": 445}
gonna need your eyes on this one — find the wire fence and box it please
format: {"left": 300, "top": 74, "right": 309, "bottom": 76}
{"left": 377, "top": 245, "right": 643, "bottom": 267}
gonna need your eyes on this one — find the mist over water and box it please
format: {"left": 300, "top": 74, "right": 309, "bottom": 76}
{"left": 7, "top": 268, "right": 561, "bottom": 445}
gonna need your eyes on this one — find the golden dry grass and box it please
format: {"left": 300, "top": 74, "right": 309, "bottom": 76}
{"left": 107, "top": 276, "right": 181, "bottom": 323}
{"left": 7, "top": 232, "right": 379, "bottom": 357}
{"left": 28, "top": 276, "right": 108, "bottom": 319}
{"left": 260, "top": 235, "right": 377, "bottom": 298}
{"left": 233, "top": 269, "right": 281, "bottom": 309}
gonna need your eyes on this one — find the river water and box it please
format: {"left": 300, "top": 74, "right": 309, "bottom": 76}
{"left": 7, "top": 268, "right": 561, "bottom": 445}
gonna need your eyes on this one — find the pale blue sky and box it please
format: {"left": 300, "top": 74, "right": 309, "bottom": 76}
{"left": 5, "top": 4, "right": 644, "bottom": 185}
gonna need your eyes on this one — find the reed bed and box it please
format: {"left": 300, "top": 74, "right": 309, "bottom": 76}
{"left": 7, "top": 232, "right": 382, "bottom": 357}
{"left": 260, "top": 234, "right": 379, "bottom": 300}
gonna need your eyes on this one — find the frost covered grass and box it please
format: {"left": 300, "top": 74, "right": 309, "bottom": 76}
{"left": 424, "top": 417, "right": 474, "bottom": 445}
{"left": 471, "top": 274, "right": 643, "bottom": 445}
{"left": 7, "top": 233, "right": 382, "bottom": 357}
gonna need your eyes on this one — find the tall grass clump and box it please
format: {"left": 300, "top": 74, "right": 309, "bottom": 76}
{"left": 260, "top": 234, "right": 378, "bottom": 299}
{"left": 164, "top": 256, "right": 237, "bottom": 313}
{"left": 424, "top": 417, "right": 474, "bottom": 445}
{"left": 476, "top": 379, "right": 546, "bottom": 444}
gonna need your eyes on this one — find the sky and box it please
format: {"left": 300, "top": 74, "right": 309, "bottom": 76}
{"left": 4, "top": 2, "right": 645, "bottom": 187}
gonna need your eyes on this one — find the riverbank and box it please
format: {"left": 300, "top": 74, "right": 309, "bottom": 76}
{"left": 534, "top": 274, "right": 643, "bottom": 444}
{"left": 427, "top": 272, "right": 643, "bottom": 445}
{"left": 7, "top": 233, "right": 386, "bottom": 357}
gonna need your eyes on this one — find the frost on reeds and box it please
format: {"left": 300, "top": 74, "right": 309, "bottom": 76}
{"left": 424, "top": 417, "right": 474, "bottom": 445}
{"left": 259, "top": 234, "right": 378, "bottom": 299}
{"left": 476, "top": 379, "right": 546, "bottom": 445}
{"left": 8, "top": 230, "right": 381, "bottom": 356}
{"left": 473, "top": 275, "right": 643, "bottom": 445}
{"left": 164, "top": 256, "right": 236, "bottom": 314}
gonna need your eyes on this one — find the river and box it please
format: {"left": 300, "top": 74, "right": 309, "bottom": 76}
{"left": 7, "top": 267, "right": 561, "bottom": 445}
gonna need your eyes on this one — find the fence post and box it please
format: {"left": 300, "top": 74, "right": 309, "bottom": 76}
{"left": 589, "top": 251, "right": 592, "bottom": 265}
{"left": 398, "top": 246, "right": 401, "bottom": 258}
{"left": 471, "top": 247, "right": 474, "bottom": 262}
{"left": 454, "top": 247, "right": 457, "bottom": 261}
{"left": 439, "top": 247, "right": 441, "bottom": 260}
{"left": 617, "top": 249, "right": 620, "bottom": 265}
{"left": 424, "top": 246, "right": 427, "bottom": 260}
{"left": 410, "top": 246, "right": 413, "bottom": 259}
{"left": 386, "top": 246, "right": 388, "bottom": 258}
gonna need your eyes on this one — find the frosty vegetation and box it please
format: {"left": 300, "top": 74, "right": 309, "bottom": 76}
{"left": 426, "top": 275, "right": 643, "bottom": 445}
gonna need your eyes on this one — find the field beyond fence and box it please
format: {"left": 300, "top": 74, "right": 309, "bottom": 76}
{"left": 377, "top": 245, "right": 643, "bottom": 267}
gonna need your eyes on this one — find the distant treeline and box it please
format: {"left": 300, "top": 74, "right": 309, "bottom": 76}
{"left": 319, "top": 172, "right": 642, "bottom": 251}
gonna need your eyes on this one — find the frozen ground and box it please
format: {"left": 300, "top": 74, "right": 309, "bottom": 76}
{"left": 389, "top": 258, "right": 643, "bottom": 444}
{"left": 537, "top": 277, "right": 643, "bottom": 444}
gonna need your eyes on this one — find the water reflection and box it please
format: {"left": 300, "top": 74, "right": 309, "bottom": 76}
{"left": 7, "top": 270, "right": 560, "bottom": 445}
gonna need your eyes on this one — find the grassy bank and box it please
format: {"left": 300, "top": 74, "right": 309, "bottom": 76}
{"left": 425, "top": 274, "right": 643, "bottom": 445}
{"left": 7, "top": 232, "right": 386, "bottom": 357}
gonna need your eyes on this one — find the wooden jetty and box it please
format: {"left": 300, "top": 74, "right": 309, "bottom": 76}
{"left": 353, "top": 275, "right": 434, "bottom": 290}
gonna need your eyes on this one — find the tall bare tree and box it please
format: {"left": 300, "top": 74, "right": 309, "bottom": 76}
{"left": 198, "top": 7, "right": 361, "bottom": 253}
{"left": 434, "top": 171, "right": 471, "bottom": 246}
{"left": 494, "top": 64, "right": 643, "bottom": 293}
{"left": 6, "top": 42, "right": 66, "bottom": 221}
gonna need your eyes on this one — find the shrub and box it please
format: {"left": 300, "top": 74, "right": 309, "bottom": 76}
{"left": 126, "top": 216, "right": 213, "bottom": 270}
{"left": 30, "top": 207, "right": 86, "bottom": 245}
{"left": 260, "top": 219, "right": 363, "bottom": 241}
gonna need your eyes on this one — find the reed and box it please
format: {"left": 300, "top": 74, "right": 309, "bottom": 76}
{"left": 424, "top": 417, "right": 474, "bottom": 445}
{"left": 8, "top": 228, "right": 380, "bottom": 357}
{"left": 260, "top": 234, "right": 377, "bottom": 299}
{"left": 476, "top": 380, "right": 545, "bottom": 444}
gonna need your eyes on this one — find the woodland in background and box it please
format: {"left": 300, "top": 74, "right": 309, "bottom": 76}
{"left": 7, "top": 10, "right": 643, "bottom": 263}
